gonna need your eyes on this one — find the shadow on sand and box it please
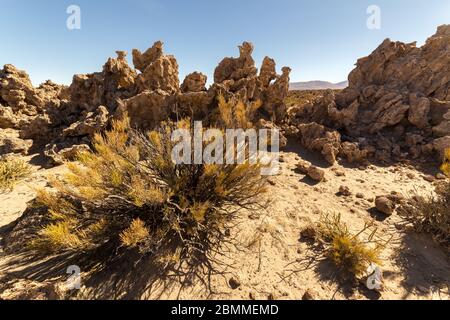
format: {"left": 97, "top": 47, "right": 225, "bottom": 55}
{"left": 0, "top": 238, "right": 231, "bottom": 300}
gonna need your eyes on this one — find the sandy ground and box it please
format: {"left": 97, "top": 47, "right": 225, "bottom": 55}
{"left": 0, "top": 144, "right": 449, "bottom": 300}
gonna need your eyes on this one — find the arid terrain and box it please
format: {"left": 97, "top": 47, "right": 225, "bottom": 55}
{"left": 0, "top": 25, "right": 449, "bottom": 300}
{"left": 0, "top": 136, "right": 449, "bottom": 300}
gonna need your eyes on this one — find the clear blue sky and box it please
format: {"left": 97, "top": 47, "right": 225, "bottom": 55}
{"left": 1, "top": 0, "right": 449, "bottom": 86}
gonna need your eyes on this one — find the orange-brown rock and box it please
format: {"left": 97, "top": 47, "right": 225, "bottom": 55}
{"left": 294, "top": 25, "right": 450, "bottom": 162}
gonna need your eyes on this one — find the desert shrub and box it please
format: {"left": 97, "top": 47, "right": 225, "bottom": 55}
{"left": 400, "top": 150, "right": 450, "bottom": 248}
{"left": 441, "top": 148, "right": 450, "bottom": 177}
{"left": 213, "top": 95, "right": 262, "bottom": 129}
{"left": 0, "top": 157, "right": 32, "bottom": 193}
{"left": 403, "top": 187, "right": 450, "bottom": 248}
{"left": 30, "top": 117, "right": 268, "bottom": 270}
{"left": 315, "top": 213, "right": 387, "bottom": 278}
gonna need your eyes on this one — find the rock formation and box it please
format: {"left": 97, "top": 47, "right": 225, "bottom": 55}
{"left": 288, "top": 25, "right": 450, "bottom": 164}
{"left": 0, "top": 41, "right": 290, "bottom": 163}
{"left": 120, "top": 40, "right": 291, "bottom": 128}
{"left": 69, "top": 50, "right": 137, "bottom": 113}
{"left": 181, "top": 72, "right": 207, "bottom": 93}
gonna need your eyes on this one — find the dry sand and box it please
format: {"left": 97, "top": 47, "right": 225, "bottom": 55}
{"left": 0, "top": 143, "right": 449, "bottom": 300}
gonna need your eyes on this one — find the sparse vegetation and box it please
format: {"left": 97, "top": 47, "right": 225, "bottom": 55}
{"left": 284, "top": 90, "right": 335, "bottom": 109}
{"left": 400, "top": 149, "right": 450, "bottom": 249}
{"left": 314, "top": 213, "right": 387, "bottom": 279}
{"left": 0, "top": 157, "right": 32, "bottom": 193}
{"left": 213, "top": 95, "right": 262, "bottom": 129}
{"left": 29, "top": 116, "right": 268, "bottom": 271}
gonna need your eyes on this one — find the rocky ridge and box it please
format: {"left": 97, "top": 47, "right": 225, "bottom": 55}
{"left": 286, "top": 25, "right": 450, "bottom": 166}
{"left": 0, "top": 41, "right": 291, "bottom": 164}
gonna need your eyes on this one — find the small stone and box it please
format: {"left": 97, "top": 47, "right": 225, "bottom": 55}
{"left": 268, "top": 293, "right": 277, "bottom": 300}
{"left": 302, "top": 289, "right": 318, "bottom": 300}
{"left": 356, "top": 193, "right": 365, "bottom": 199}
{"left": 375, "top": 196, "right": 395, "bottom": 215}
{"left": 338, "top": 185, "right": 351, "bottom": 196}
{"left": 423, "top": 175, "right": 436, "bottom": 182}
{"left": 229, "top": 277, "right": 241, "bottom": 290}
{"left": 436, "top": 173, "right": 447, "bottom": 180}
{"left": 406, "top": 172, "right": 415, "bottom": 179}
{"left": 296, "top": 159, "right": 311, "bottom": 174}
{"left": 334, "top": 170, "right": 346, "bottom": 177}
{"left": 307, "top": 166, "right": 325, "bottom": 182}
{"left": 300, "top": 226, "right": 317, "bottom": 241}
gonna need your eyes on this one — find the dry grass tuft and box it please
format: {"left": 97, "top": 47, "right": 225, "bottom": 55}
{"left": 120, "top": 219, "right": 150, "bottom": 248}
{"left": 400, "top": 150, "right": 450, "bottom": 249}
{"left": 0, "top": 157, "right": 32, "bottom": 193}
{"left": 315, "top": 213, "right": 387, "bottom": 278}
{"left": 214, "top": 95, "right": 262, "bottom": 129}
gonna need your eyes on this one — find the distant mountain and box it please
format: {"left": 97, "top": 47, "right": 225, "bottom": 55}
{"left": 289, "top": 80, "right": 348, "bottom": 91}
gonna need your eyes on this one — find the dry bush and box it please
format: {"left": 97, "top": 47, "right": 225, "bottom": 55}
{"left": 0, "top": 157, "right": 32, "bottom": 193}
{"left": 29, "top": 116, "right": 268, "bottom": 271}
{"left": 314, "top": 213, "right": 387, "bottom": 279}
{"left": 284, "top": 90, "right": 333, "bottom": 109}
{"left": 400, "top": 150, "right": 450, "bottom": 248}
{"left": 213, "top": 95, "right": 262, "bottom": 129}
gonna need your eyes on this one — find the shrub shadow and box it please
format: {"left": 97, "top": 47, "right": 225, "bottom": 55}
{"left": 394, "top": 231, "right": 450, "bottom": 299}
{"left": 0, "top": 239, "right": 231, "bottom": 300}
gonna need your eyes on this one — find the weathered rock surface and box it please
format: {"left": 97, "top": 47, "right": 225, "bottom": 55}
{"left": 69, "top": 50, "right": 137, "bottom": 113}
{"left": 375, "top": 196, "right": 396, "bottom": 215}
{"left": 212, "top": 41, "right": 291, "bottom": 121}
{"left": 62, "top": 105, "right": 109, "bottom": 138}
{"left": 44, "top": 143, "right": 91, "bottom": 165}
{"left": 1, "top": 41, "right": 290, "bottom": 161}
{"left": 297, "top": 122, "right": 341, "bottom": 165}
{"left": 181, "top": 72, "right": 207, "bottom": 93}
{"left": 288, "top": 25, "right": 450, "bottom": 164}
{"left": 0, "top": 130, "right": 32, "bottom": 155}
{"left": 0, "top": 65, "right": 67, "bottom": 137}
{"left": 307, "top": 166, "right": 325, "bottom": 182}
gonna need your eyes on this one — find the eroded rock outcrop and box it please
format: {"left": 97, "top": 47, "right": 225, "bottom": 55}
{"left": 122, "top": 41, "right": 290, "bottom": 128}
{"left": 69, "top": 51, "right": 137, "bottom": 113}
{"left": 134, "top": 42, "right": 180, "bottom": 94}
{"left": 1, "top": 40, "right": 291, "bottom": 160}
{"left": 62, "top": 105, "right": 109, "bottom": 138}
{"left": 0, "top": 65, "right": 67, "bottom": 133}
{"left": 181, "top": 72, "right": 207, "bottom": 93}
{"left": 212, "top": 42, "right": 291, "bottom": 121}
{"left": 289, "top": 25, "right": 450, "bottom": 164}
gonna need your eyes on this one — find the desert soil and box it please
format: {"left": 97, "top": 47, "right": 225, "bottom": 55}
{"left": 0, "top": 142, "right": 449, "bottom": 300}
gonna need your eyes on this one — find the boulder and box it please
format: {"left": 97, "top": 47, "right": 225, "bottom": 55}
{"left": 375, "top": 196, "right": 395, "bottom": 215}
{"left": 0, "top": 133, "right": 32, "bottom": 155}
{"left": 181, "top": 72, "right": 207, "bottom": 93}
{"left": 297, "top": 122, "right": 341, "bottom": 165}
{"left": 292, "top": 25, "right": 450, "bottom": 163}
{"left": 63, "top": 106, "right": 109, "bottom": 137}
{"left": 296, "top": 159, "right": 311, "bottom": 174}
{"left": 307, "top": 166, "right": 325, "bottom": 182}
